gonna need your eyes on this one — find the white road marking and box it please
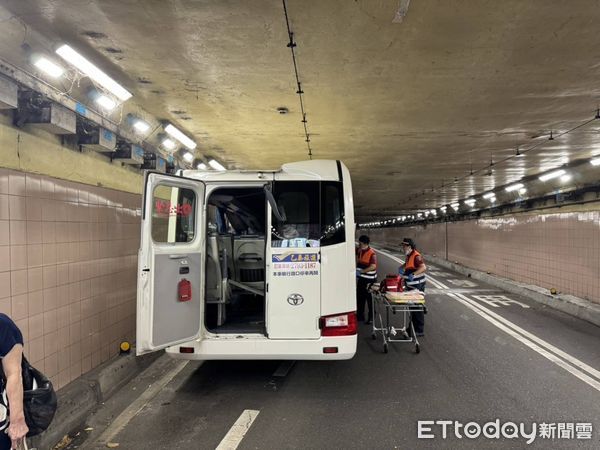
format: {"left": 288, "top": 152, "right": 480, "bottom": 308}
{"left": 472, "top": 294, "right": 530, "bottom": 309}
{"left": 449, "top": 292, "right": 600, "bottom": 392}
{"left": 452, "top": 292, "right": 600, "bottom": 382}
{"left": 215, "top": 409, "right": 260, "bottom": 450}
{"left": 375, "top": 247, "right": 600, "bottom": 390}
{"left": 447, "top": 278, "right": 478, "bottom": 288}
{"left": 94, "top": 360, "right": 190, "bottom": 446}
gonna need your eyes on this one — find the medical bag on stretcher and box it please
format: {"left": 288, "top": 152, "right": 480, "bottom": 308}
{"left": 379, "top": 274, "right": 404, "bottom": 293}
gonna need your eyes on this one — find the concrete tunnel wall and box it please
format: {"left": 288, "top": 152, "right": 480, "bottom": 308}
{"left": 362, "top": 206, "right": 600, "bottom": 306}
{"left": 0, "top": 114, "right": 142, "bottom": 390}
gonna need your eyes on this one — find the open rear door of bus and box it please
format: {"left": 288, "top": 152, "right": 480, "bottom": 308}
{"left": 137, "top": 172, "right": 205, "bottom": 355}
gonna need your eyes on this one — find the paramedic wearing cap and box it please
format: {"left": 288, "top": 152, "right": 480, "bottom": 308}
{"left": 400, "top": 238, "right": 427, "bottom": 336}
{"left": 356, "top": 235, "right": 377, "bottom": 323}
{"left": 0, "top": 314, "right": 28, "bottom": 450}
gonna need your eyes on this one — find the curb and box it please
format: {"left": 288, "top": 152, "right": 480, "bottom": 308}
{"left": 426, "top": 254, "right": 600, "bottom": 329}
{"left": 29, "top": 350, "right": 162, "bottom": 449}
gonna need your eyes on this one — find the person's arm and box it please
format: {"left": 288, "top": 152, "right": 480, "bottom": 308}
{"left": 360, "top": 263, "right": 376, "bottom": 274}
{"left": 413, "top": 257, "right": 427, "bottom": 276}
{"left": 3, "top": 343, "right": 29, "bottom": 447}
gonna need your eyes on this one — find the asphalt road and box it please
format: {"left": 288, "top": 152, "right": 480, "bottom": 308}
{"left": 70, "top": 247, "right": 600, "bottom": 450}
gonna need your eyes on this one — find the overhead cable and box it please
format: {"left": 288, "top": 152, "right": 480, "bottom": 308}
{"left": 282, "top": 0, "right": 313, "bottom": 159}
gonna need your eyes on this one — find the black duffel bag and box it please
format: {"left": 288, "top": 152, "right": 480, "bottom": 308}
{"left": 1, "top": 356, "right": 57, "bottom": 436}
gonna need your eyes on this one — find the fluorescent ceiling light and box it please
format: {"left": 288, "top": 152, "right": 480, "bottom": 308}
{"left": 505, "top": 182, "right": 524, "bottom": 192}
{"left": 539, "top": 169, "right": 566, "bottom": 182}
{"left": 34, "top": 56, "right": 64, "bottom": 78}
{"left": 162, "top": 138, "right": 176, "bottom": 150}
{"left": 182, "top": 152, "right": 194, "bottom": 163}
{"left": 483, "top": 192, "right": 496, "bottom": 199}
{"left": 197, "top": 162, "right": 207, "bottom": 170}
{"left": 430, "top": 209, "right": 436, "bottom": 215}
{"left": 56, "top": 44, "right": 132, "bottom": 101}
{"left": 518, "top": 187, "right": 527, "bottom": 195}
{"left": 95, "top": 94, "right": 116, "bottom": 111}
{"left": 590, "top": 157, "right": 600, "bottom": 166}
{"left": 450, "top": 203, "right": 460, "bottom": 210}
{"left": 464, "top": 199, "right": 476, "bottom": 206}
{"left": 133, "top": 119, "right": 150, "bottom": 133}
{"left": 439, "top": 207, "right": 447, "bottom": 213}
{"left": 560, "top": 174, "right": 572, "bottom": 183}
{"left": 208, "top": 159, "right": 226, "bottom": 171}
{"left": 165, "top": 124, "right": 197, "bottom": 150}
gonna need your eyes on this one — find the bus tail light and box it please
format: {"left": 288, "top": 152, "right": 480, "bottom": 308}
{"left": 319, "top": 312, "right": 357, "bottom": 336}
{"left": 179, "top": 346, "right": 194, "bottom": 353}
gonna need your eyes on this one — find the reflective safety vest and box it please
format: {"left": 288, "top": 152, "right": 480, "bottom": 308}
{"left": 403, "top": 249, "right": 426, "bottom": 288}
{"left": 356, "top": 247, "right": 377, "bottom": 280}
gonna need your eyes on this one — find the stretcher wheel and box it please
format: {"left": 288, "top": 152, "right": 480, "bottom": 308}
{"left": 383, "top": 343, "right": 389, "bottom": 353}
{"left": 415, "top": 344, "right": 420, "bottom": 354}
{"left": 371, "top": 333, "right": 376, "bottom": 340}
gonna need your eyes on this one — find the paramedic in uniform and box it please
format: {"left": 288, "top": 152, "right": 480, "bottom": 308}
{"left": 356, "top": 235, "right": 377, "bottom": 324}
{"left": 400, "top": 238, "right": 427, "bottom": 336}
{"left": 0, "top": 314, "right": 28, "bottom": 450}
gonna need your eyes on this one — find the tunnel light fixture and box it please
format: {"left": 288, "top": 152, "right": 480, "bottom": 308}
{"left": 482, "top": 192, "right": 496, "bottom": 199}
{"left": 56, "top": 44, "right": 132, "bottom": 101}
{"left": 182, "top": 152, "right": 194, "bottom": 163}
{"left": 33, "top": 56, "right": 64, "bottom": 78}
{"left": 505, "top": 182, "right": 524, "bottom": 192}
{"left": 464, "top": 198, "right": 476, "bottom": 207}
{"left": 133, "top": 119, "right": 150, "bottom": 133}
{"left": 162, "top": 138, "right": 176, "bottom": 150}
{"left": 560, "top": 173, "right": 572, "bottom": 183}
{"left": 450, "top": 203, "right": 460, "bottom": 211}
{"left": 590, "top": 157, "right": 600, "bottom": 166}
{"left": 439, "top": 206, "right": 447, "bottom": 214}
{"left": 430, "top": 209, "right": 437, "bottom": 215}
{"left": 208, "top": 159, "right": 226, "bottom": 171}
{"left": 197, "top": 162, "right": 207, "bottom": 170}
{"left": 539, "top": 169, "right": 565, "bottom": 182}
{"left": 165, "top": 124, "right": 197, "bottom": 150}
{"left": 95, "top": 94, "right": 116, "bottom": 111}
{"left": 518, "top": 187, "right": 527, "bottom": 195}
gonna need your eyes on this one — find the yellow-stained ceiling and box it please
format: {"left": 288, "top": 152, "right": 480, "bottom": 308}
{"left": 2, "top": 0, "right": 600, "bottom": 220}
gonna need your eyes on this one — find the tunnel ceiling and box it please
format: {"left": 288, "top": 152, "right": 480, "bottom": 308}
{"left": 2, "top": 0, "right": 600, "bottom": 220}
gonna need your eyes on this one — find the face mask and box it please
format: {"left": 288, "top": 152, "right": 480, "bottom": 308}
{"left": 404, "top": 247, "right": 412, "bottom": 256}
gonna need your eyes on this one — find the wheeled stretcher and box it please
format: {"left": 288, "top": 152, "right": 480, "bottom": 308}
{"left": 369, "top": 284, "right": 426, "bottom": 354}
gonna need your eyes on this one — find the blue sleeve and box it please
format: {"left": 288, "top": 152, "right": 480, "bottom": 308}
{"left": 0, "top": 314, "right": 24, "bottom": 357}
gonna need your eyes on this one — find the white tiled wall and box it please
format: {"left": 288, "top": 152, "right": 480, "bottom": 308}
{"left": 0, "top": 168, "right": 140, "bottom": 390}
{"left": 363, "top": 210, "right": 600, "bottom": 305}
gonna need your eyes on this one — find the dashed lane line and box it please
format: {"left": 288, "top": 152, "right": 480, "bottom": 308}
{"left": 215, "top": 409, "right": 260, "bottom": 450}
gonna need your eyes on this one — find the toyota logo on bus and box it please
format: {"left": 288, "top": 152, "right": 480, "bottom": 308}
{"left": 287, "top": 293, "right": 304, "bottom": 306}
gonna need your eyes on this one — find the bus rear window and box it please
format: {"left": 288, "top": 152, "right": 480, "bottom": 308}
{"left": 271, "top": 181, "right": 345, "bottom": 248}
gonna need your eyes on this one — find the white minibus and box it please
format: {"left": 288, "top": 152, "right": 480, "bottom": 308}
{"left": 136, "top": 160, "right": 357, "bottom": 360}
